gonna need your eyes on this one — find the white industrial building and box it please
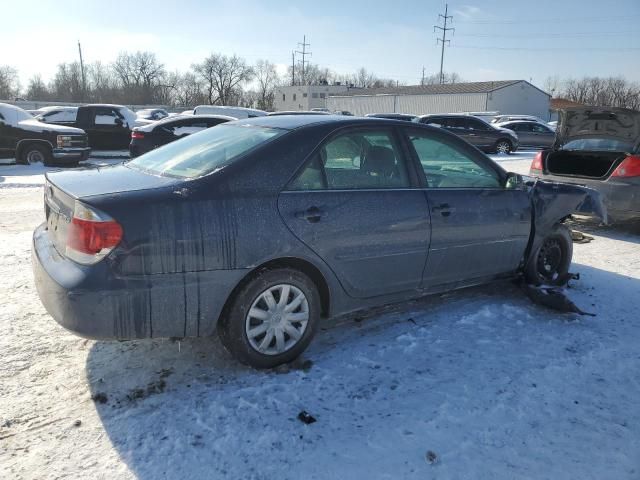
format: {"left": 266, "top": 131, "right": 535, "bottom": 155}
{"left": 274, "top": 84, "right": 349, "bottom": 111}
{"left": 326, "top": 80, "right": 551, "bottom": 120}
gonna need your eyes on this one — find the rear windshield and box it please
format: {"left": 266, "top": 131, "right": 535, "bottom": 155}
{"left": 127, "top": 124, "right": 284, "bottom": 179}
{"left": 562, "top": 138, "right": 634, "bottom": 152}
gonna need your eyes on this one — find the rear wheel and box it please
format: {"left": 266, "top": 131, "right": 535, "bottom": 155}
{"left": 495, "top": 139, "right": 512, "bottom": 155}
{"left": 218, "top": 268, "right": 321, "bottom": 368}
{"left": 525, "top": 224, "right": 573, "bottom": 286}
{"left": 18, "top": 144, "right": 52, "bottom": 166}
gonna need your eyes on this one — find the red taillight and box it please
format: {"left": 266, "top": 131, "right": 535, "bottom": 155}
{"left": 611, "top": 155, "right": 640, "bottom": 178}
{"left": 530, "top": 151, "right": 544, "bottom": 172}
{"left": 65, "top": 202, "right": 122, "bottom": 264}
{"left": 131, "top": 131, "right": 144, "bottom": 139}
{"left": 67, "top": 218, "right": 122, "bottom": 254}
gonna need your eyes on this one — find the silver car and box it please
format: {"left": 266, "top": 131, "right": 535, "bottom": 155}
{"left": 529, "top": 106, "right": 640, "bottom": 223}
{"left": 495, "top": 121, "right": 555, "bottom": 149}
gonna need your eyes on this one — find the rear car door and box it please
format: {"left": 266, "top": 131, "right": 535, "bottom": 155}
{"left": 278, "top": 127, "right": 431, "bottom": 298}
{"left": 463, "top": 117, "right": 495, "bottom": 149}
{"left": 403, "top": 127, "right": 531, "bottom": 287}
{"left": 92, "top": 106, "right": 129, "bottom": 149}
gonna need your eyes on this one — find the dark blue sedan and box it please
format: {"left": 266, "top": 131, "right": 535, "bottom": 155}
{"left": 32, "top": 115, "right": 604, "bottom": 368}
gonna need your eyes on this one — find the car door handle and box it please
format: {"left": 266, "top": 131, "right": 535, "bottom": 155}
{"left": 432, "top": 203, "right": 456, "bottom": 217}
{"left": 295, "top": 206, "right": 326, "bottom": 223}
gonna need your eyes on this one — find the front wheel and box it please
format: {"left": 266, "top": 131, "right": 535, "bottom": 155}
{"left": 495, "top": 139, "right": 512, "bottom": 155}
{"left": 218, "top": 268, "right": 321, "bottom": 368}
{"left": 524, "top": 224, "right": 573, "bottom": 286}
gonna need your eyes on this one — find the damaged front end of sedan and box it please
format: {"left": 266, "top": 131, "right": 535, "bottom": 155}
{"left": 519, "top": 177, "right": 607, "bottom": 284}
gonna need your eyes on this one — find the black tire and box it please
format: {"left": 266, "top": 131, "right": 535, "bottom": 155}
{"left": 18, "top": 143, "right": 52, "bottom": 166}
{"left": 524, "top": 224, "right": 573, "bottom": 286}
{"left": 494, "top": 139, "right": 512, "bottom": 155}
{"left": 218, "top": 268, "right": 321, "bottom": 369}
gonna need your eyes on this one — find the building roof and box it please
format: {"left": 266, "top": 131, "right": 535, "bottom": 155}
{"left": 550, "top": 98, "right": 583, "bottom": 110}
{"left": 329, "top": 80, "right": 542, "bottom": 97}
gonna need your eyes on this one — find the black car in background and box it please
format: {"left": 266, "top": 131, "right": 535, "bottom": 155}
{"left": 33, "top": 115, "right": 604, "bottom": 368}
{"left": 495, "top": 120, "right": 555, "bottom": 149}
{"left": 0, "top": 103, "right": 90, "bottom": 166}
{"left": 366, "top": 113, "right": 417, "bottom": 122}
{"left": 129, "top": 114, "right": 235, "bottom": 157}
{"left": 416, "top": 114, "right": 519, "bottom": 154}
{"left": 41, "top": 104, "right": 139, "bottom": 150}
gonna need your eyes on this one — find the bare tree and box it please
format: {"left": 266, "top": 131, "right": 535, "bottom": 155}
{"left": 421, "top": 71, "right": 462, "bottom": 85}
{"left": 560, "top": 76, "right": 640, "bottom": 109}
{"left": 193, "top": 54, "right": 254, "bottom": 105}
{"left": 112, "top": 51, "right": 166, "bottom": 104}
{"left": 26, "top": 75, "right": 50, "bottom": 100}
{"left": 254, "top": 60, "right": 279, "bottom": 110}
{"left": 174, "top": 72, "right": 206, "bottom": 107}
{"left": 0, "top": 66, "right": 20, "bottom": 99}
{"left": 49, "top": 62, "right": 84, "bottom": 102}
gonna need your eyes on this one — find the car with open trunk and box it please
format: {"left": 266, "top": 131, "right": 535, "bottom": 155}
{"left": 529, "top": 106, "right": 640, "bottom": 223}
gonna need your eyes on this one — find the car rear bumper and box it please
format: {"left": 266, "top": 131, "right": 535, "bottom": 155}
{"left": 531, "top": 171, "right": 640, "bottom": 222}
{"left": 32, "top": 223, "right": 248, "bottom": 340}
{"left": 52, "top": 147, "right": 91, "bottom": 162}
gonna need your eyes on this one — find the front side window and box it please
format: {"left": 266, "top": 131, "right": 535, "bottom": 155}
{"left": 407, "top": 132, "right": 501, "bottom": 188}
{"left": 128, "top": 124, "right": 284, "bottom": 179}
{"left": 289, "top": 130, "right": 410, "bottom": 190}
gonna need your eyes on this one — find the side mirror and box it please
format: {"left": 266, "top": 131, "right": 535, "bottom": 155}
{"left": 505, "top": 172, "right": 525, "bottom": 190}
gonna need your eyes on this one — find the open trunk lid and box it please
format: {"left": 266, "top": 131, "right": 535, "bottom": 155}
{"left": 554, "top": 106, "right": 640, "bottom": 150}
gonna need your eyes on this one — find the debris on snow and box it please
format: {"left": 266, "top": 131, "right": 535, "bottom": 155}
{"left": 572, "top": 230, "right": 595, "bottom": 244}
{"left": 297, "top": 411, "right": 317, "bottom": 425}
{"left": 91, "top": 393, "right": 108, "bottom": 404}
{"left": 523, "top": 285, "right": 595, "bottom": 316}
{"left": 425, "top": 450, "right": 438, "bottom": 464}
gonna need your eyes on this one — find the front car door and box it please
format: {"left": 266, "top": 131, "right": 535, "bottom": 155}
{"left": 278, "top": 127, "right": 431, "bottom": 298}
{"left": 402, "top": 127, "right": 531, "bottom": 288}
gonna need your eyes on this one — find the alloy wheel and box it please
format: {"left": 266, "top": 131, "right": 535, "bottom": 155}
{"left": 537, "top": 238, "right": 563, "bottom": 281}
{"left": 496, "top": 141, "right": 510, "bottom": 154}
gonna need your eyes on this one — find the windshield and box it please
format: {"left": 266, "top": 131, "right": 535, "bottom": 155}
{"left": 127, "top": 124, "right": 285, "bottom": 179}
{"left": 562, "top": 138, "right": 634, "bottom": 152}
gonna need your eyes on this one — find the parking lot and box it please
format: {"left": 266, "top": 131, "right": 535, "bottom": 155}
{"left": 1, "top": 150, "right": 639, "bottom": 479}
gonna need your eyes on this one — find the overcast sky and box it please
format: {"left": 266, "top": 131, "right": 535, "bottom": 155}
{"left": 4, "top": 0, "right": 640, "bottom": 89}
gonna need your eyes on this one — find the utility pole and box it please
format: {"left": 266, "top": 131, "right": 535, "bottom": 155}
{"left": 421, "top": 66, "right": 426, "bottom": 86}
{"left": 296, "top": 35, "right": 311, "bottom": 85}
{"left": 434, "top": 4, "right": 454, "bottom": 85}
{"left": 77, "top": 40, "right": 86, "bottom": 99}
{"left": 291, "top": 51, "right": 296, "bottom": 86}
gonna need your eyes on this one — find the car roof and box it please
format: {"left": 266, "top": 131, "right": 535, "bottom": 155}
{"left": 232, "top": 114, "right": 412, "bottom": 130}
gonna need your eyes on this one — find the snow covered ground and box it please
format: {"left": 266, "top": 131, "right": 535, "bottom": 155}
{"left": 1, "top": 151, "right": 640, "bottom": 479}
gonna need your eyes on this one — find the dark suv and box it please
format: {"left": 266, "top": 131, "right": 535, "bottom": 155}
{"left": 416, "top": 114, "right": 519, "bottom": 154}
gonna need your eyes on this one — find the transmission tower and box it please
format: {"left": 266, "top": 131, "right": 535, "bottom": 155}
{"left": 434, "top": 4, "right": 454, "bottom": 84}
{"left": 295, "top": 35, "right": 312, "bottom": 85}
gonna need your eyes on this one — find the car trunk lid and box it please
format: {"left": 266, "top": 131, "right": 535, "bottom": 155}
{"left": 43, "top": 164, "right": 181, "bottom": 257}
{"left": 554, "top": 107, "right": 640, "bottom": 149}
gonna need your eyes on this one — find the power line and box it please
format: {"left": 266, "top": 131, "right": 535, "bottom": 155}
{"left": 295, "top": 35, "right": 312, "bottom": 85}
{"left": 434, "top": 3, "right": 454, "bottom": 85}
{"left": 457, "top": 31, "right": 638, "bottom": 38}
{"left": 453, "top": 45, "right": 640, "bottom": 51}
{"left": 454, "top": 14, "right": 640, "bottom": 25}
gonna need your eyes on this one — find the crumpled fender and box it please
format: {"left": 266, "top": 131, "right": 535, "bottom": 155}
{"left": 524, "top": 179, "right": 608, "bottom": 262}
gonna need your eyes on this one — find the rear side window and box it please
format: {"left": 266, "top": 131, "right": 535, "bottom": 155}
{"left": 407, "top": 131, "right": 501, "bottom": 188}
{"left": 531, "top": 123, "right": 551, "bottom": 133}
{"left": 289, "top": 129, "right": 410, "bottom": 190}
{"left": 94, "top": 107, "right": 121, "bottom": 125}
{"left": 127, "top": 124, "right": 284, "bottom": 179}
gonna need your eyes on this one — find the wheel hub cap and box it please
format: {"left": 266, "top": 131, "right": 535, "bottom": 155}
{"left": 245, "top": 284, "right": 309, "bottom": 356}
